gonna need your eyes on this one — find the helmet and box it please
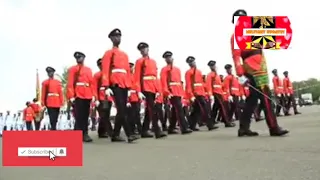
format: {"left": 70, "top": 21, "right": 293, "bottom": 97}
{"left": 232, "top": 9, "right": 247, "bottom": 23}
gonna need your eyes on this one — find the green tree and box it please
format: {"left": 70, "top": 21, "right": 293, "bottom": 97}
{"left": 292, "top": 78, "right": 320, "bottom": 101}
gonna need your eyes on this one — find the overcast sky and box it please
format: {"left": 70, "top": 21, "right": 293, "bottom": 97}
{"left": 0, "top": 0, "right": 318, "bottom": 111}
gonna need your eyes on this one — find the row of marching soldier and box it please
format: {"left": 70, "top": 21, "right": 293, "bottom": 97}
{"left": 36, "top": 9, "right": 301, "bottom": 143}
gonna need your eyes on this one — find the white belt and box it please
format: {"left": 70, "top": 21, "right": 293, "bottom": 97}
{"left": 76, "top": 82, "right": 89, "bottom": 86}
{"left": 47, "top": 93, "right": 59, "bottom": 96}
{"left": 26, "top": 114, "right": 33, "bottom": 116}
{"left": 223, "top": 92, "right": 227, "bottom": 94}
{"left": 193, "top": 83, "right": 203, "bottom": 86}
{"left": 129, "top": 90, "right": 136, "bottom": 93}
{"left": 112, "top": 69, "right": 127, "bottom": 73}
{"left": 278, "top": 87, "right": 283, "bottom": 89}
{"left": 99, "top": 87, "right": 105, "bottom": 90}
{"left": 169, "top": 82, "right": 181, "bottom": 86}
{"left": 231, "top": 87, "right": 239, "bottom": 90}
{"left": 213, "top": 85, "right": 222, "bottom": 88}
{"left": 244, "top": 87, "right": 249, "bottom": 90}
{"left": 143, "top": 76, "right": 156, "bottom": 80}
{"left": 288, "top": 87, "right": 292, "bottom": 89}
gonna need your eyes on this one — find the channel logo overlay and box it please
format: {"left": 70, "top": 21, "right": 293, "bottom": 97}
{"left": 2, "top": 131, "right": 82, "bottom": 166}
{"left": 234, "top": 16, "right": 292, "bottom": 50}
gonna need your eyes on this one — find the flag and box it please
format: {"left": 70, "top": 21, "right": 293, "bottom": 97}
{"left": 36, "top": 69, "right": 41, "bottom": 101}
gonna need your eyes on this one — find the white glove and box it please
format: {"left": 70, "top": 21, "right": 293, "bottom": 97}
{"left": 242, "top": 95, "right": 246, "bottom": 100}
{"left": 127, "top": 91, "right": 131, "bottom": 97}
{"left": 287, "top": 93, "right": 290, "bottom": 96}
{"left": 138, "top": 92, "right": 145, "bottom": 100}
{"left": 95, "top": 100, "right": 100, "bottom": 107}
{"left": 228, "top": 96, "right": 233, "bottom": 102}
{"left": 126, "top": 103, "right": 131, "bottom": 107}
{"left": 105, "top": 88, "right": 113, "bottom": 96}
{"left": 277, "top": 94, "right": 281, "bottom": 97}
{"left": 91, "top": 96, "right": 96, "bottom": 102}
{"left": 155, "top": 92, "right": 160, "bottom": 98}
{"left": 210, "top": 95, "right": 214, "bottom": 101}
{"left": 167, "top": 94, "right": 173, "bottom": 99}
{"left": 70, "top": 98, "right": 75, "bottom": 103}
{"left": 238, "top": 76, "right": 248, "bottom": 85}
{"left": 210, "top": 100, "right": 214, "bottom": 108}
{"left": 191, "top": 97, "right": 196, "bottom": 102}
{"left": 257, "top": 99, "right": 261, "bottom": 104}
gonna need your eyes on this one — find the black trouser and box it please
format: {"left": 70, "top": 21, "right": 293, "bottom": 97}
{"left": 47, "top": 107, "right": 60, "bottom": 130}
{"left": 74, "top": 98, "right": 91, "bottom": 135}
{"left": 127, "top": 102, "right": 142, "bottom": 134}
{"left": 169, "top": 96, "right": 189, "bottom": 131}
{"left": 253, "top": 103, "right": 263, "bottom": 120}
{"left": 189, "top": 95, "right": 213, "bottom": 129}
{"left": 163, "top": 102, "right": 170, "bottom": 129}
{"left": 97, "top": 100, "right": 113, "bottom": 136}
{"left": 276, "top": 95, "right": 287, "bottom": 115}
{"left": 26, "top": 121, "right": 33, "bottom": 131}
{"left": 142, "top": 91, "right": 161, "bottom": 134}
{"left": 34, "top": 121, "right": 41, "bottom": 130}
{"left": 155, "top": 103, "right": 166, "bottom": 130}
{"left": 229, "top": 95, "right": 241, "bottom": 120}
{"left": 211, "top": 93, "right": 231, "bottom": 124}
{"left": 240, "top": 74, "right": 279, "bottom": 130}
{"left": 286, "top": 94, "right": 298, "bottom": 114}
{"left": 111, "top": 86, "right": 131, "bottom": 137}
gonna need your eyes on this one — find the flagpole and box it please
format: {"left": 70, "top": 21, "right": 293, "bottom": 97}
{"left": 36, "top": 69, "right": 41, "bottom": 103}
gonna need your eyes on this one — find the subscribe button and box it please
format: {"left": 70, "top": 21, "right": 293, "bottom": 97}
{"left": 18, "top": 147, "right": 67, "bottom": 157}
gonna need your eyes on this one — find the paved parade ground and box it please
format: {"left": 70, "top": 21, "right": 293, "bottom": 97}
{"left": 1, "top": 106, "right": 320, "bottom": 180}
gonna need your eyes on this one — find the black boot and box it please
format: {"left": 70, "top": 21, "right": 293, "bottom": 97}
{"left": 284, "top": 113, "right": 291, "bottom": 116}
{"left": 162, "top": 124, "right": 168, "bottom": 131}
{"left": 269, "top": 127, "right": 289, "bottom": 136}
{"left": 98, "top": 132, "right": 109, "bottom": 138}
{"left": 181, "top": 128, "right": 192, "bottom": 134}
{"left": 168, "top": 128, "right": 179, "bottom": 135}
{"left": 225, "top": 122, "right": 236, "bottom": 128}
{"left": 208, "top": 124, "right": 219, "bottom": 131}
{"left": 141, "top": 131, "right": 154, "bottom": 138}
{"left": 83, "top": 133, "right": 93, "bottom": 142}
{"left": 238, "top": 129, "right": 259, "bottom": 137}
{"left": 191, "top": 127, "right": 200, "bottom": 131}
{"left": 127, "top": 135, "right": 139, "bottom": 143}
{"left": 111, "top": 136, "right": 126, "bottom": 142}
{"left": 294, "top": 111, "right": 301, "bottom": 115}
{"left": 155, "top": 131, "right": 167, "bottom": 139}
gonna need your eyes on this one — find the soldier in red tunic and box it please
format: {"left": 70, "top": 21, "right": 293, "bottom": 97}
{"left": 231, "top": 9, "right": 288, "bottom": 136}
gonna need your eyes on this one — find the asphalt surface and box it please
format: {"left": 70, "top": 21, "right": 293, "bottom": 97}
{"left": 1, "top": 106, "right": 320, "bottom": 180}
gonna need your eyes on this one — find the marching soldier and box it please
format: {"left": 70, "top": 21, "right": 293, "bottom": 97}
{"left": 283, "top": 71, "right": 301, "bottom": 115}
{"left": 101, "top": 28, "right": 138, "bottom": 143}
{"left": 206, "top": 61, "right": 235, "bottom": 127}
{"left": 41, "top": 66, "right": 64, "bottom": 130}
{"left": 134, "top": 42, "right": 166, "bottom": 139}
{"left": 160, "top": 51, "right": 192, "bottom": 134}
{"left": 23, "top": 102, "right": 35, "bottom": 131}
{"left": 92, "top": 58, "right": 114, "bottom": 138}
{"left": 185, "top": 56, "right": 217, "bottom": 131}
{"left": 67, "top": 51, "right": 96, "bottom": 142}
{"left": 127, "top": 62, "right": 142, "bottom": 135}
{"left": 272, "top": 69, "right": 287, "bottom": 116}
{"left": 231, "top": 9, "right": 288, "bottom": 136}
{"left": 224, "top": 64, "right": 242, "bottom": 120}
{"left": 30, "top": 98, "right": 41, "bottom": 130}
